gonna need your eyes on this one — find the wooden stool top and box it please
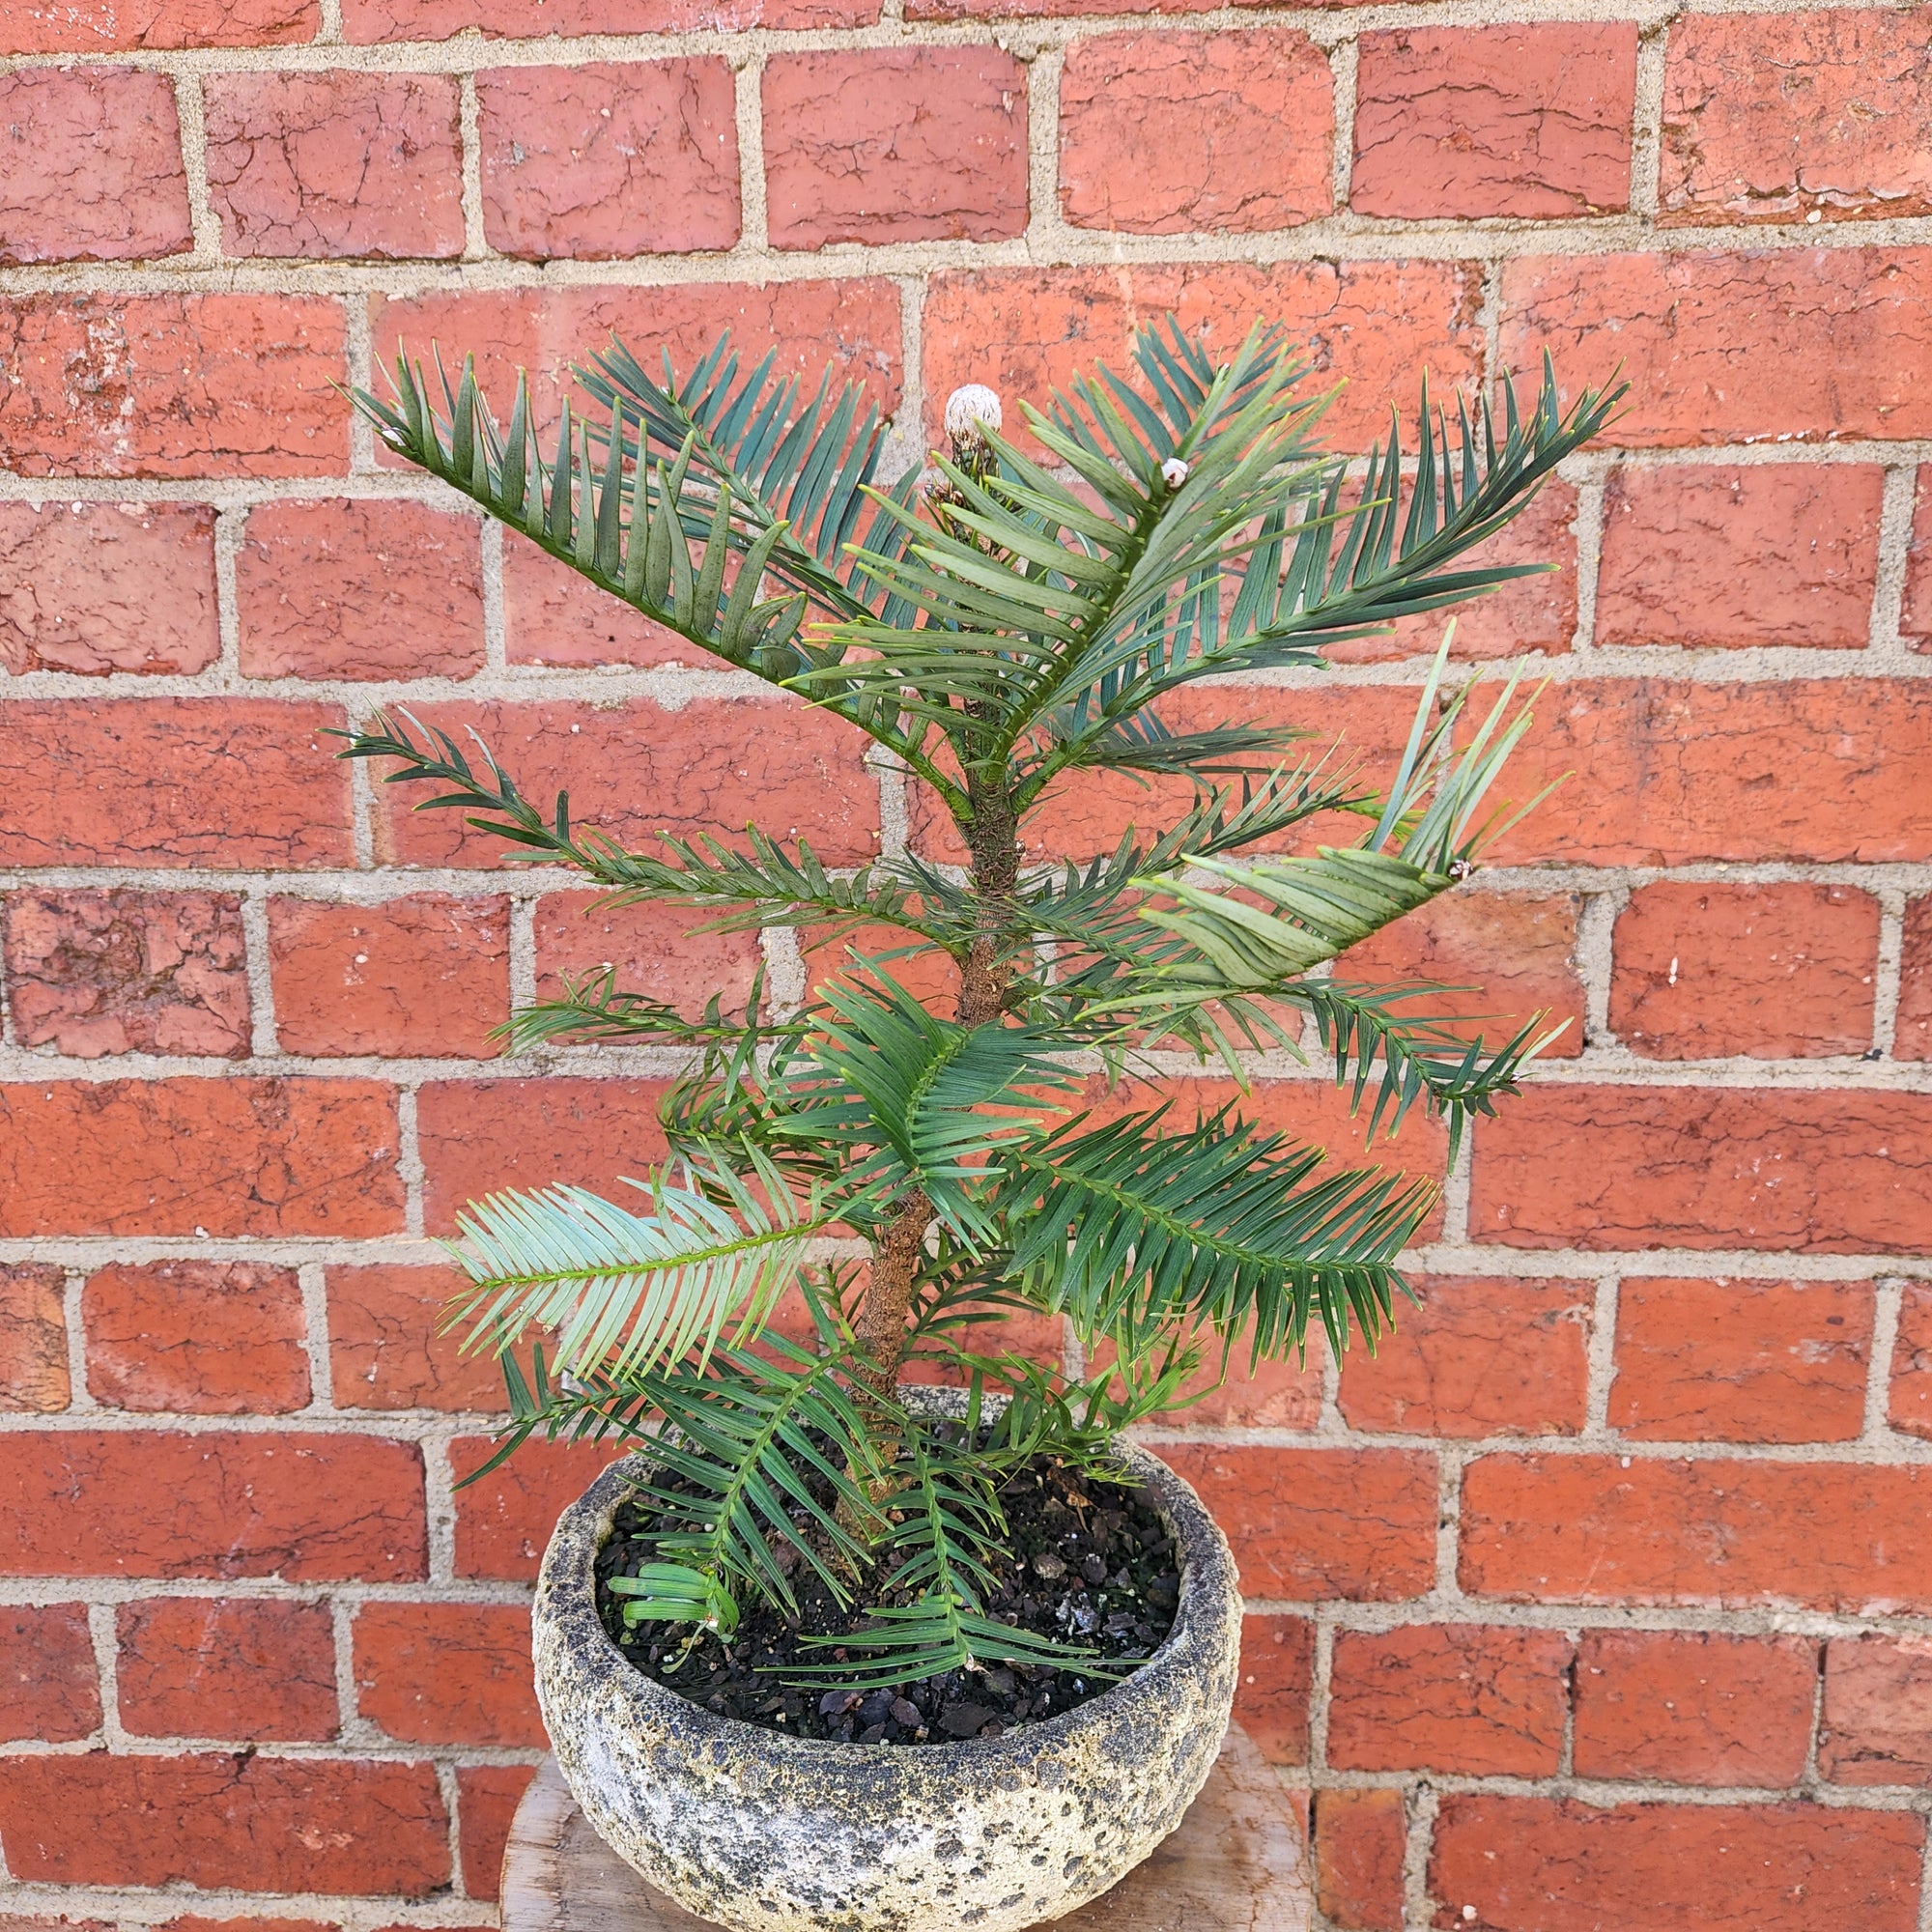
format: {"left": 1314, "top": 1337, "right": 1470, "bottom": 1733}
{"left": 500, "top": 1722, "right": 1311, "bottom": 1932}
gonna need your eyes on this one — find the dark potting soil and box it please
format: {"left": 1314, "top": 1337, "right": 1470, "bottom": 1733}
{"left": 593, "top": 1454, "right": 1179, "bottom": 1747}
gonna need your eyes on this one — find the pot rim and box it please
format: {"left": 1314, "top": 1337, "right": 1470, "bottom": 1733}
{"left": 534, "top": 1387, "right": 1239, "bottom": 1770}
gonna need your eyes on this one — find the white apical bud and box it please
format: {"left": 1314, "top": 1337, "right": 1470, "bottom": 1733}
{"left": 1161, "top": 457, "right": 1189, "bottom": 490}
{"left": 945, "top": 384, "right": 1004, "bottom": 442}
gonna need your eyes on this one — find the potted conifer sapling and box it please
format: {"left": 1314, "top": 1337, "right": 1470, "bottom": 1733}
{"left": 341, "top": 319, "right": 1615, "bottom": 1932}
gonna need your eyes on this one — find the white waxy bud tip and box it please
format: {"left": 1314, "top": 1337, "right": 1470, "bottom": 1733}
{"left": 945, "top": 384, "right": 1003, "bottom": 441}
{"left": 1161, "top": 457, "right": 1189, "bottom": 490}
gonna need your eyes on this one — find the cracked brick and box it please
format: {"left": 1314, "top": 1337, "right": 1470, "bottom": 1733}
{"left": 0, "top": 0, "right": 315, "bottom": 48}
{"left": 0, "top": 1429, "right": 426, "bottom": 1581}
{"left": 0, "top": 700, "right": 351, "bottom": 869}
{"left": 237, "top": 497, "right": 484, "bottom": 681}
{"left": 1498, "top": 248, "right": 1932, "bottom": 445}
{"left": 0, "top": 503, "right": 218, "bottom": 676}
{"left": 204, "top": 71, "right": 463, "bottom": 261}
{"left": 327, "top": 1263, "right": 505, "bottom": 1414}
{"left": 1472, "top": 1086, "right": 1932, "bottom": 1254}
{"left": 269, "top": 893, "right": 509, "bottom": 1058}
{"left": 354, "top": 1602, "right": 544, "bottom": 1746}
{"left": 1822, "top": 1635, "right": 1932, "bottom": 1784}
{"left": 1339, "top": 1276, "right": 1593, "bottom": 1438}
{"left": 0, "top": 1753, "right": 448, "bottom": 1892}
{"left": 478, "top": 61, "right": 739, "bottom": 260}
{"left": 84, "top": 1260, "right": 308, "bottom": 1415}
{"left": 1575, "top": 1631, "right": 1818, "bottom": 1786}
{"left": 344, "top": 0, "right": 870, "bottom": 39}
{"left": 1059, "top": 31, "right": 1332, "bottom": 235}
{"left": 0, "top": 1604, "right": 99, "bottom": 1743}
{"left": 5, "top": 888, "right": 249, "bottom": 1059}
{"left": 1462, "top": 1454, "right": 1932, "bottom": 1610}
{"left": 0, "top": 1264, "right": 69, "bottom": 1413}
{"left": 1353, "top": 24, "right": 1637, "bottom": 219}
{"left": 1662, "top": 10, "right": 1932, "bottom": 226}
{"left": 1610, "top": 882, "right": 1881, "bottom": 1059}
{"left": 0, "top": 1078, "right": 402, "bottom": 1238}
{"left": 1597, "top": 464, "right": 1884, "bottom": 649}
{"left": 1314, "top": 1789, "right": 1406, "bottom": 1932}
{"left": 1610, "top": 1276, "right": 1872, "bottom": 1444}
{"left": 116, "top": 1597, "right": 337, "bottom": 1741}
{"left": 0, "top": 70, "right": 191, "bottom": 265}
{"left": 0, "top": 295, "right": 347, "bottom": 478}
{"left": 764, "top": 49, "right": 1028, "bottom": 247}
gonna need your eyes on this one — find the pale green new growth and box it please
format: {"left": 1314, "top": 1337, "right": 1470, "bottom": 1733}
{"left": 340, "top": 319, "right": 1618, "bottom": 1688}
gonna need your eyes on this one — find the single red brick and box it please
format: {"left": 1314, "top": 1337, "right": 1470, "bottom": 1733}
{"left": 0, "top": 69, "right": 190, "bottom": 265}
{"left": 923, "top": 260, "right": 1485, "bottom": 458}
{"left": 763, "top": 50, "right": 1027, "bottom": 248}
{"left": 1313, "top": 1788, "right": 1405, "bottom": 1932}
{"left": 502, "top": 533, "right": 690, "bottom": 667}
{"left": 1822, "top": 1635, "right": 1932, "bottom": 1784}
{"left": 458, "top": 1763, "right": 537, "bottom": 1900}
{"left": 1353, "top": 25, "right": 1636, "bottom": 219}
{"left": 1574, "top": 1630, "right": 1817, "bottom": 1787}
{"left": 908, "top": 0, "right": 1218, "bottom": 19}
{"left": 270, "top": 894, "right": 509, "bottom": 1059}
{"left": 1059, "top": 32, "right": 1331, "bottom": 234}
{"left": 346, "top": 0, "right": 872, "bottom": 38}
{"left": 5, "top": 889, "right": 249, "bottom": 1058}
{"left": 0, "top": 699, "right": 350, "bottom": 868}
{"left": 1339, "top": 1277, "right": 1593, "bottom": 1438}
{"left": 116, "top": 1597, "right": 337, "bottom": 1741}
{"left": 914, "top": 683, "right": 1420, "bottom": 867}
{"left": 0, "top": 1264, "right": 69, "bottom": 1413}
{"left": 452, "top": 1435, "right": 627, "bottom": 1579}
{"left": 162, "top": 1920, "right": 346, "bottom": 1932}
{"left": 478, "top": 62, "right": 738, "bottom": 260}
{"left": 369, "top": 283, "right": 902, "bottom": 442}
{"left": 1472, "top": 1086, "right": 1932, "bottom": 1255}
{"left": 1905, "top": 467, "right": 1932, "bottom": 647}
{"left": 1332, "top": 480, "right": 1578, "bottom": 664}
{"left": 1611, "top": 1277, "right": 1870, "bottom": 1445}
{"left": 0, "top": 1078, "right": 401, "bottom": 1237}
{"left": 1610, "top": 882, "right": 1880, "bottom": 1059}
{"left": 84, "top": 1260, "right": 308, "bottom": 1416}
{"left": 0, "top": 1754, "right": 448, "bottom": 1893}
{"left": 1597, "top": 465, "right": 1884, "bottom": 649}
{"left": 0, "top": 296, "right": 347, "bottom": 478}
{"left": 1462, "top": 1454, "right": 1932, "bottom": 1611}
{"left": 327, "top": 1262, "right": 506, "bottom": 1413}
{"left": 802, "top": 921, "right": 963, "bottom": 1018}
{"left": 0, "top": 1604, "right": 99, "bottom": 1743}
{"left": 1897, "top": 895, "right": 1932, "bottom": 1059}
{"left": 1155, "top": 1446, "right": 1436, "bottom": 1601}
{"left": 1499, "top": 249, "right": 1932, "bottom": 446}
{"left": 0, "top": 0, "right": 315, "bottom": 47}
{"left": 536, "top": 892, "right": 762, "bottom": 1026}
{"left": 417, "top": 1076, "right": 671, "bottom": 1235}
{"left": 0, "top": 502, "right": 218, "bottom": 676}
{"left": 1888, "top": 1283, "right": 1932, "bottom": 1437}
{"left": 1485, "top": 678, "right": 1932, "bottom": 868}
{"left": 1339, "top": 891, "right": 1586, "bottom": 1060}
{"left": 0, "top": 1429, "right": 424, "bottom": 1580}
{"left": 375, "top": 697, "right": 878, "bottom": 870}
{"left": 238, "top": 497, "right": 483, "bottom": 680}
{"left": 1235, "top": 1613, "right": 1313, "bottom": 1764}
{"left": 204, "top": 71, "right": 463, "bottom": 260}
{"left": 1328, "top": 1623, "right": 1572, "bottom": 1776}
{"left": 355, "top": 1602, "right": 544, "bottom": 1746}
{"left": 1662, "top": 10, "right": 1932, "bottom": 226}
{"left": 1431, "top": 1795, "right": 1921, "bottom": 1932}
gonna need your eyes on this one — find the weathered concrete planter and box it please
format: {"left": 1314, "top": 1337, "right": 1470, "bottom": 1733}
{"left": 529, "top": 1392, "right": 1242, "bottom": 1932}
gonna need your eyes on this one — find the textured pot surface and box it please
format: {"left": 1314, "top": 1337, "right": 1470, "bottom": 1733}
{"left": 529, "top": 1397, "right": 1243, "bottom": 1932}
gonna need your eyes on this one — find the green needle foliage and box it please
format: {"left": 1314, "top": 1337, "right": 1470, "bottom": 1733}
{"left": 341, "top": 318, "right": 1618, "bottom": 1689}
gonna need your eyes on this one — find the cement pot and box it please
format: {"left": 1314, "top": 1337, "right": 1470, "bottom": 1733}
{"left": 529, "top": 1390, "right": 1242, "bottom": 1932}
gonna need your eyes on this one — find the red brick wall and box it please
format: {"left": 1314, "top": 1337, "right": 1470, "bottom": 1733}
{"left": 2, "top": 3, "right": 1931, "bottom": 1928}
